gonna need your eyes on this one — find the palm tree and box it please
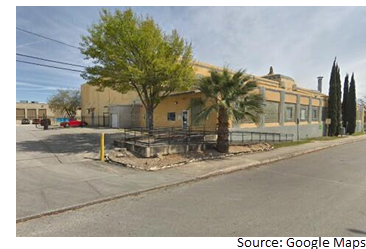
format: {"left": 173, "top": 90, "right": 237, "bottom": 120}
{"left": 190, "top": 68, "right": 263, "bottom": 153}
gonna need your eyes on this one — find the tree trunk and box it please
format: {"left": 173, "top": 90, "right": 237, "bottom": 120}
{"left": 216, "top": 107, "right": 229, "bottom": 153}
{"left": 146, "top": 106, "right": 154, "bottom": 131}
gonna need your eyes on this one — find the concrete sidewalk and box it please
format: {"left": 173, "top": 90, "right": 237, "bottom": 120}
{"left": 17, "top": 133, "right": 366, "bottom": 222}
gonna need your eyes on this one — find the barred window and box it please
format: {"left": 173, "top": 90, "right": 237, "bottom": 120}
{"left": 285, "top": 103, "right": 296, "bottom": 122}
{"left": 300, "top": 105, "right": 309, "bottom": 121}
{"left": 167, "top": 112, "right": 176, "bottom": 121}
{"left": 264, "top": 101, "right": 279, "bottom": 123}
{"left": 312, "top": 107, "right": 319, "bottom": 121}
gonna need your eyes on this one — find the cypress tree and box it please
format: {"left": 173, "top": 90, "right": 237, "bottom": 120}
{"left": 327, "top": 59, "right": 340, "bottom": 136}
{"left": 335, "top": 65, "right": 342, "bottom": 135}
{"left": 347, "top": 73, "right": 357, "bottom": 134}
{"left": 342, "top": 74, "right": 349, "bottom": 129}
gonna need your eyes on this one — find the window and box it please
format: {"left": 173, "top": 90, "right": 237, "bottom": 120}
{"left": 322, "top": 107, "right": 328, "bottom": 121}
{"left": 312, "top": 107, "right": 319, "bottom": 121}
{"left": 167, "top": 112, "right": 176, "bottom": 121}
{"left": 300, "top": 105, "right": 309, "bottom": 121}
{"left": 285, "top": 103, "right": 296, "bottom": 122}
{"left": 264, "top": 101, "right": 279, "bottom": 123}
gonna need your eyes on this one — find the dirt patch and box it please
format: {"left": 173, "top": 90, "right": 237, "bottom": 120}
{"left": 107, "top": 143, "right": 273, "bottom": 171}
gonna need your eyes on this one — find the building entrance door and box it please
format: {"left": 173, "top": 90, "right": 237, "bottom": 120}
{"left": 111, "top": 113, "right": 118, "bottom": 128}
{"left": 182, "top": 110, "right": 189, "bottom": 130}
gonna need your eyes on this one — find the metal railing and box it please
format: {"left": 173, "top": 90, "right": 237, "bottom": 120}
{"left": 119, "top": 126, "right": 294, "bottom": 147}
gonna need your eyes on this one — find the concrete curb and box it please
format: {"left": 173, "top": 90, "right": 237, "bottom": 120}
{"left": 16, "top": 136, "right": 366, "bottom": 224}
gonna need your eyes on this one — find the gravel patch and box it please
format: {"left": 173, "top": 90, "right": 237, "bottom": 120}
{"left": 107, "top": 143, "right": 274, "bottom": 171}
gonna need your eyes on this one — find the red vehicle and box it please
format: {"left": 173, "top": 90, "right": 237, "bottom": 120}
{"left": 32, "top": 118, "right": 41, "bottom": 124}
{"left": 60, "top": 119, "right": 87, "bottom": 128}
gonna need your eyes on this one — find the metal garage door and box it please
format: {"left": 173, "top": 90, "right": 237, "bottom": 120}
{"left": 27, "top": 109, "right": 36, "bottom": 119}
{"left": 16, "top": 109, "right": 25, "bottom": 120}
{"left": 38, "top": 109, "right": 47, "bottom": 118}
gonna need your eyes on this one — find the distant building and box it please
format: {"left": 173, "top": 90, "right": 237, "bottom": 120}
{"left": 16, "top": 101, "right": 81, "bottom": 123}
{"left": 16, "top": 102, "right": 55, "bottom": 121}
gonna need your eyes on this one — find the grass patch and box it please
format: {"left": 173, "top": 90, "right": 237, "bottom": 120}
{"left": 273, "top": 140, "right": 311, "bottom": 148}
{"left": 273, "top": 135, "right": 345, "bottom": 149}
{"left": 273, "top": 130, "right": 365, "bottom": 149}
{"left": 310, "top": 136, "right": 341, "bottom": 141}
{"left": 352, "top": 131, "right": 366, "bottom": 136}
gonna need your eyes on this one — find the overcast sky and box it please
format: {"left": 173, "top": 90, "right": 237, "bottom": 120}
{"left": 16, "top": 6, "right": 366, "bottom": 102}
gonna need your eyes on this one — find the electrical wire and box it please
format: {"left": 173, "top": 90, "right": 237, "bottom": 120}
{"left": 16, "top": 27, "right": 81, "bottom": 50}
{"left": 16, "top": 60, "right": 84, "bottom": 73}
{"left": 16, "top": 53, "right": 86, "bottom": 68}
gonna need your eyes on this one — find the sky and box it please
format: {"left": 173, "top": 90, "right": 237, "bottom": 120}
{"left": 16, "top": 6, "right": 366, "bottom": 103}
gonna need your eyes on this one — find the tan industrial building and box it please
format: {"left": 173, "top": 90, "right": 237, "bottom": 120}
{"left": 16, "top": 101, "right": 55, "bottom": 122}
{"left": 16, "top": 101, "right": 82, "bottom": 124}
{"left": 81, "top": 62, "right": 365, "bottom": 138}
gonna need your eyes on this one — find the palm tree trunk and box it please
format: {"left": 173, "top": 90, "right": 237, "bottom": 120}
{"left": 217, "top": 107, "right": 229, "bottom": 153}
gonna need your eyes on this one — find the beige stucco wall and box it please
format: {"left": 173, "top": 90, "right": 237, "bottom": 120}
{"left": 81, "top": 84, "right": 142, "bottom": 117}
{"left": 142, "top": 92, "right": 217, "bottom": 129}
{"left": 300, "top": 97, "right": 310, "bottom": 105}
{"left": 312, "top": 99, "right": 320, "bottom": 106}
{"left": 265, "top": 90, "right": 281, "bottom": 102}
{"left": 285, "top": 94, "right": 297, "bottom": 104}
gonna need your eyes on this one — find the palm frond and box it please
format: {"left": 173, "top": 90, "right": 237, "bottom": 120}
{"left": 195, "top": 105, "right": 217, "bottom": 122}
{"left": 188, "top": 97, "right": 205, "bottom": 110}
{"left": 195, "top": 67, "right": 264, "bottom": 127}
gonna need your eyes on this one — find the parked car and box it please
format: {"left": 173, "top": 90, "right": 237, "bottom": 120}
{"left": 40, "top": 119, "right": 51, "bottom": 126}
{"left": 32, "top": 118, "right": 41, "bottom": 124}
{"left": 21, "top": 118, "right": 30, "bottom": 124}
{"left": 60, "top": 119, "right": 87, "bottom": 128}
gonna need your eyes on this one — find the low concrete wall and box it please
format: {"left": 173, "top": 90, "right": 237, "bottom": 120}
{"left": 114, "top": 140, "right": 212, "bottom": 158}
{"left": 232, "top": 123, "right": 324, "bottom": 140}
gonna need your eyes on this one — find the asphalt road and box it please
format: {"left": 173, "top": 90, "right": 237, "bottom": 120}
{"left": 17, "top": 140, "right": 366, "bottom": 237}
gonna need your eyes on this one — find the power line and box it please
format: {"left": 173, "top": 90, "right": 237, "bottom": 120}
{"left": 16, "top": 60, "right": 84, "bottom": 73}
{"left": 16, "top": 27, "right": 81, "bottom": 50}
{"left": 16, "top": 53, "right": 86, "bottom": 68}
{"left": 16, "top": 55, "right": 159, "bottom": 80}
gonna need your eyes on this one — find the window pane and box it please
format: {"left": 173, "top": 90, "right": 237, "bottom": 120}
{"left": 264, "top": 101, "right": 279, "bottom": 123}
{"left": 285, "top": 103, "right": 296, "bottom": 122}
{"left": 312, "top": 107, "right": 319, "bottom": 121}
{"left": 167, "top": 112, "right": 176, "bottom": 121}
{"left": 300, "top": 105, "right": 308, "bottom": 121}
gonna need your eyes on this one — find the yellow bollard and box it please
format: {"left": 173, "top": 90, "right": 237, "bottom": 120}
{"left": 100, "top": 133, "right": 105, "bottom": 162}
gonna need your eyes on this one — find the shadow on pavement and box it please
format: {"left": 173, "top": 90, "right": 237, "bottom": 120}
{"left": 16, "top": 132, "right": 123, "bottom": 155}
{"left": 347, "top": 228, "right": 366, "bottom": 236}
